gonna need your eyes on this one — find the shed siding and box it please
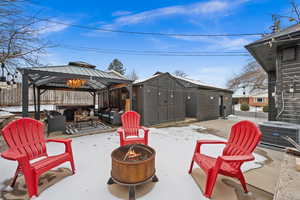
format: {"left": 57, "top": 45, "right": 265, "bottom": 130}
{"left": 185, "top": 89, "right": 198, "bottom": 118}
{"left": 137, "top": 73, "right": 185, "bottom": 126}
{"left": 196, "top": 89, "right": 232, "bottom": 121}
{"left": 197, "top": 89, "right": 220, "bottom": 121}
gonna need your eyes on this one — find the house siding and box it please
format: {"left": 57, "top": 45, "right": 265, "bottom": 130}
{"left": 276, "top": 45, "right": 300, "bottom": 123}
{"left": 249, "top": 97, "right": 268, "bottom": 107}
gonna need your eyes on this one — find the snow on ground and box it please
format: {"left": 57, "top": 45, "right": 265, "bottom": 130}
{"left": 0, "top": 125, "right": 266, "bottom": 200}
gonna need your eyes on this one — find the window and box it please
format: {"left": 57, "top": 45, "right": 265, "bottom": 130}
{"left": 282, "top": 47, "right": 296, "bottom": 61}
{"left": 256, "top": 98, "right": 263, "bottom": 103}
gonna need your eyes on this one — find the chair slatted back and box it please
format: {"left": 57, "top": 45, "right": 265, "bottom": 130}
{"left": 1, "top": 118, "right": 47, "bottom": 160}
{"left": 222, "top": 120, "right": 262, "bottom": 169}
{"left": 121, "top": 111, "right": 140, "bottom": 137}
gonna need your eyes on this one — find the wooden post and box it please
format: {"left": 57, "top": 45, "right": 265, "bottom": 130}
{"left": 128, "top": 84, "right": 133, "bottom": 110}
{"left": 37, "top": 87, "right": 41, "bottom": 120}
{"left": 93, "top": 91, "right": 96, "bottom": 112}
{"left": 107, "top": 87, "right": 110, "bottom": 108}
{"left": 22, "top": 70, "right": 29, "bottom": 117}
{"left": 33, "top": 85, "right": 38, "bottom": 119}
{"left": 98, "top": 91, "right": 101, "bottom": 113}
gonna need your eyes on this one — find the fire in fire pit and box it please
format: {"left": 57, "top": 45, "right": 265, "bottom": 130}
{"left": 108, "top": 144, "right": 158, "bottom": 200}
{"left": 110, "top": 144, "right": 156, "bottom": 184}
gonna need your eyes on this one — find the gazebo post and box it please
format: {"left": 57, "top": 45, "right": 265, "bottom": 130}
{"left": 128, "top": 84, "right": 133, "bottom": 110}
{"left": 93, "top": 91, "right": 96, "bottom": 112}
{"left": 107, "top": 87, "right": 110, "bottom": 108}
{"left": 97, "top": 91, "right": 101, "bottom": 114}
{"left": 22, "top": 70, "right": 29, "bottom": 117}
{"left": 37, "top": 87, "right": 41, "bottom": 120}
{"left": 33, "top": 85, "right": 38, "bottom": 119}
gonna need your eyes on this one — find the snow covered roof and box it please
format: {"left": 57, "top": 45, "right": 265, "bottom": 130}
{"left": 233, "top": 92, "right": 268, "bottom": 98}
{"left": 134, "top": 72, "right": 233, "bottom": 93}
{"left": 133, "top": 74, "right": 160, "bottom": 84}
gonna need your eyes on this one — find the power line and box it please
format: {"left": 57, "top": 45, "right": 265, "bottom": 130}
{"left": 58, "top": 45, "right": 250, "bottom": 57}
{"left": 62, "top": 44, "right": 249, "bottom": 54}
{"left": 29, "top": 16, "right": 265, "bottom": 37}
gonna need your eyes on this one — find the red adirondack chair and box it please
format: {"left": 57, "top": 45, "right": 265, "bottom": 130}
{"left": 117, "top": 111, "right": 149, "bottom": 146}
{"left": 188, "top": 120, "right": 262, "bottom": 198}
{"left": 1, "top": 118, "right": 75, "bottom": 198}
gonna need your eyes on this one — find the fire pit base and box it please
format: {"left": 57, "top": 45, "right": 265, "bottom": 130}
{"left": 107, "top": 174, "right": 158, "bottom": 200}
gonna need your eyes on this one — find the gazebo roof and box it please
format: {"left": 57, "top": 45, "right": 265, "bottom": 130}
{"left": 18, "top": 62, "right": 132, "bottom": 91}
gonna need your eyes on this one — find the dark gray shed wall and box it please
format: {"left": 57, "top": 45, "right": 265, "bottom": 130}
{"left": 196, "top": 89, "right": 232, "bottom": 121}
{"left": 185, "top": 88, "right": 199, "bottom": 118}
{"left": 134, "top": 73, "right": 185, "bottom": 126}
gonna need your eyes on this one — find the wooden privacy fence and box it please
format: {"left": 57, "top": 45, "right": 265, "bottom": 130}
{"left": 0, "top": 83, "right": 97, "bottom": 106}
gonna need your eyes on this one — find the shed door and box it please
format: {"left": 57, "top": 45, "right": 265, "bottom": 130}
{"left": 144, "top": 86, "right": 158, "bottom": 125}
{"left": 175, "top": 90, "right": 185, "bottom": 119}
{"left": 158, "top": 88, "right": 168, "bottom": 122}
{"left": 168, "top": 90, "right": 175, "bottom": 121}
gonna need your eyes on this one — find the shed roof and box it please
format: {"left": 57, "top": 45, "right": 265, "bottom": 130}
{"left": 246, "top": 24, "right": 300, "bottom": 72}
{"left": 18, "top": 62, "right": 132, "bottom": 91}
{"left": 134, "top": 72, "right": 233, "bottom": 93}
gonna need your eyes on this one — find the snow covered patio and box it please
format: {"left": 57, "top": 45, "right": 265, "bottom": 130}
{"left": 0, "top": 125, "right": 268, "bottom": 200}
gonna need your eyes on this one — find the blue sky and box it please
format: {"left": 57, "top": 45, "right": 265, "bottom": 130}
{"left": 27, "top": 0, "right": 292, "bottom": 88}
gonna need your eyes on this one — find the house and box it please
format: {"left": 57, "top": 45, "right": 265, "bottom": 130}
{"left": 233, "top": 93, "right": 268, "bottom": 107}
{"left": 246, "top": 24, "right": 300, "bottom": 123}
{"left": 249, "top": 93, "right": 268, "bottom": 107}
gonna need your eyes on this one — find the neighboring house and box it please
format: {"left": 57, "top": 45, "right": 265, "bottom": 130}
{"left": 246, "top": 24, "right": 300, "bottom": 123}
{"left": 233, "top": 93, "right": 268, "bottom": 107}
{"left": 233, "top": 94, "right": 250, "bottom": 105}
{"left": 249, "top": 93, "right": 268, "bottom": 107}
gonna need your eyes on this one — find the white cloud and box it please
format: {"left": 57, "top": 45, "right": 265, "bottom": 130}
{"left": 37, "top": 19, "right": 70, "bottom": 35}
{"left": 172, "top": 35, "right": 257, "bottom": 50}
{"left": 191, "top": 66, "right": 236, "bottom": 87}
{"left": 104, "top": 0, "right": 248, "bottom": 28}
{"left": 112, "top": 10, "right": 132, "bottom": 17}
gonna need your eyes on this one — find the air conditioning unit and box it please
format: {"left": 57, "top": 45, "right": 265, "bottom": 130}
{"left": 259, "top": 121, "right": 300, "bottom": 148}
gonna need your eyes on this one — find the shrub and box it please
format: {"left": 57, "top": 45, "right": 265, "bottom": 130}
{"left": 263, "top": 105, "right": 268, "bottom": 113}
{"left": 240, "top": 103, "right": 250, "bottom": 111}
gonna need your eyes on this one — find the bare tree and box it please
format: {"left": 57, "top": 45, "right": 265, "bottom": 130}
{"left": 226, "top": 61, "right": 267, "bottom": 93}
{"left": 173, "top": 70, "right": 188, "bottom": 78}
{"left": 127, "top": 69, "right": 139, "bottom": 81}
{"left": 0, "top": 0, "right": 53, "bottom": 78}
{"left": 270, "top": 0, "right": 300, "bottom": 32}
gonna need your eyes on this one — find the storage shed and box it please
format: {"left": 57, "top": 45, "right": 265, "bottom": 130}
{"left": 170, "top": 74, "right": 233, "bottom": 121}
{"left": 133, "top": 73, "right": 186, "bottom": 126}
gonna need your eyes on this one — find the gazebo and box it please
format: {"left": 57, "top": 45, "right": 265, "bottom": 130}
{"left": 17, "top": 62, "right": 133, "bottom": 119}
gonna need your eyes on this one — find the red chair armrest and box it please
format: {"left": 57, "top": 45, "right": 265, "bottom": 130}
{"left": 196, "top": 140, "right": 227, "bottom": 145}
{"left": 47, "top": 138, "right": 73, "bottom": 154}
{"left": 47, "top": 138, "right": 72, "bottom": 144}
{"left": 220, "top": 154, "right": 255, "bottom": 162}
{"left": 117, "top": 127, "right": 124, "bottom": 134}
{"left": 194, "top": 140, "right": 227, "bottom": 154}
{"left": 1, "top": 150, "right": 27, "bottom": 161}
{"left": 140, "top": 126, "right": 149, "bottom": 133}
